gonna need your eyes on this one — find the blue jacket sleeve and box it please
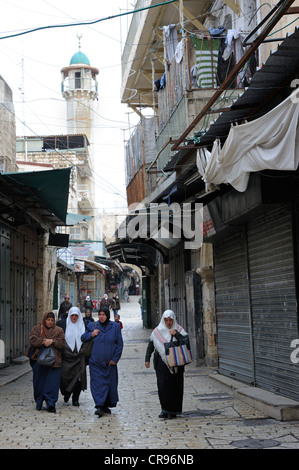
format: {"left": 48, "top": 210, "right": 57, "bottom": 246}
{"left": 81, "top": 321, "right": 95, "bottom": 342}
{"left": 111, "top": 324, "right": 123, "bottom": 363}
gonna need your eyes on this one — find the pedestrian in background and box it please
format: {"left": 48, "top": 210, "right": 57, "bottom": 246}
{"left": 111, "top": 292, "right": 121, "bottom": 318}
{"left": 81, "top": 306, "right": 123, "bottom": 417}
{"left": 83, "top": 307, "right": 94, "bottom": 329}
{"left": 114, "top": 313, "right": 123, "bottom": 330}
{"left": 145, "top": 310, "right": 188, "bottom": 420}
{"left": 58, "top": 294, "right": 72, "bottom": 320}
{"left": 99, "top": 294, "right": 111, "bottom": 310}
{"left": 57, "top": 307, "right": 87, "bottom": 406}
{"left": 84, "top": 295, "right": 93, "bottom": 311}
{"left": 138, "top": 296, "right": 143, "bottom": 320}
{"left": 29, "top": 311, "right": 65, "bottom": 412}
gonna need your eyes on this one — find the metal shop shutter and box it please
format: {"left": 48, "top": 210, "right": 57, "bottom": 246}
{"left": 247, "top": 206, "right": 299, "bottom": 401}
{"left": 0, "top": 225, "right": 10, "bottom": 368}
{"left": 214, "top": 232, "right": 253, "bottom": 383}
{"left": 10, "top": 264, "right": 36, "bottom": 358}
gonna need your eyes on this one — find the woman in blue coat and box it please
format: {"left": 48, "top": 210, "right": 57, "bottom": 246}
{"left": 81, "top": 306, "right": 123, "bottom": 417}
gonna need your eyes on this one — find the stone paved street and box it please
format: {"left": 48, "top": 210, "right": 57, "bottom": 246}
{"left": 0, "top": 296, "right": 299, "bottom": 452}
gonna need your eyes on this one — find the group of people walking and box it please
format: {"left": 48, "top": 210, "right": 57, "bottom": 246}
{"left": 29, "top": 303, "right": 123, "bottom": 415}
{"left": 28, "top": 296, "right": 190, "bottom": 421}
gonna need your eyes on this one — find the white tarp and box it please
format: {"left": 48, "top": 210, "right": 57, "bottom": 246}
{"left": 201, "top": 89, "right": 299, "bottom": 192}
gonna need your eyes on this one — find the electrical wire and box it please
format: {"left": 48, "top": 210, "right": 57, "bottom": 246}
{"left": 0, "top": 0, "right": 179, "bottom": 40}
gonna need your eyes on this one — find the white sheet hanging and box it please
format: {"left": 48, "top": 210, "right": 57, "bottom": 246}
{"left": 163, "top": 25, "right": 178, "bottom": 63}
{"left": 203, "top": 89, "right": 299, "bottom": 192}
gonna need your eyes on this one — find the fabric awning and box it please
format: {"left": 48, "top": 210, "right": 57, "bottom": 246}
{"left": 75, "top": 257, "right": 110, "bottom": 271}
{"left": 66, "top": 213, "right": 93, "bottom": 225}
{"left": 0, "top": 167, "right": 71, "bottom": 225}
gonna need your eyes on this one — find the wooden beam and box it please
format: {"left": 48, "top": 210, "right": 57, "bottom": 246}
{"left": 174, "top": 3, "right": 208, "bottom": 31}
{"left": 222, "top": 0, "right": 240, "bottom": 15}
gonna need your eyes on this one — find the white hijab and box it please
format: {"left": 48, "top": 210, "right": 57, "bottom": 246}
{"left": 65, "top": 307, "right": 85, "bottom": 352}
{"left": 150, "top": 310, "right": 188, "bottom": 367}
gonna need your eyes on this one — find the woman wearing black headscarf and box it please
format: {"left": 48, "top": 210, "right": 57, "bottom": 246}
{"left": 29, "top": 311, "right": 65, "bottom": 412}
{"left": 81, "top": 306, "right": 123, "bottom": 417}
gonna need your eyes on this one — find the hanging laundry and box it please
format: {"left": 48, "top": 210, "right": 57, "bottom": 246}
{"left": 175, "top": 39, "right": 184, "bottom": 63}
{"left": 163, "top": 24, "right": 178, "bottom": 63}
{"left": 216, "top": 37, "right": 235, "bottom": 87}
{"left": 203, "top": 90, "right": 299, "bottom": 192}
{"left": 209, "top": 26, "right": 225, "bottom": 36}
{"left": 222, "top": 29, "right": 241, "bottom": 60}
{"left": 234, "top": 35, "right": 256, "bottom": 88}
{"left": 190, "top": 64, "right": 198, "bottom": 86}
{"left": 154, "top": 78, "right": 161, "bottom": 92}
{"left": 154, "top": 72, "right": 166, "bottom": 92}
{"left": 191, "top": 36, "right": 220, "bottom": 88}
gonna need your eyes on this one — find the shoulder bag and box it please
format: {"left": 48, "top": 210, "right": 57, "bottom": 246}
{"left": 37, "top": 346, "right": 56, "bottom": 367}
{"left": 80, "top": 337, "right": 95, "bottom": 359}
{"left": 80, "top": 324, "right": 96, "bottom": 362}
{"left": 164, "top": 335, "right": 192, "bottom": 368}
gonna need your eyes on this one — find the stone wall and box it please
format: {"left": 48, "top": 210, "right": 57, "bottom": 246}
{"left": 0, "top": 76, "right": 16, "bottom": 172}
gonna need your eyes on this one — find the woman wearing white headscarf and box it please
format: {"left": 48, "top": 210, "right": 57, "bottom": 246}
{"left": 57, "top": 306, "right": 87, "bottom": 406}
{"left": 145, "top": 310, "right": 188, "bottom": 419}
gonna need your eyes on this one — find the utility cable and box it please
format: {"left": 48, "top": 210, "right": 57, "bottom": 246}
{"left": 0, "top": 0, "right": 178, "bottom": 40}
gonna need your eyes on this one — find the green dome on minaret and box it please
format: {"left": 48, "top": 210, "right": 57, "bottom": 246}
{"left": 70, "top": 34, "right": 90, "bottom": 65}
{"left": 70, "top": 51, "right": 90, "bottom": 65}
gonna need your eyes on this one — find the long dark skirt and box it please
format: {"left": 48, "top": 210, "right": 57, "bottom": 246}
{"left": 32, "top": 361, "right": 60, "bottom": 409}
{"left": 60, "top": 345, "right": 87, "bottom": 400}
{"left": 89, "top": 361, "right": 119, "bottom": 408}
{"left": 156, "top": 355, "right": 184, "bottom": 416}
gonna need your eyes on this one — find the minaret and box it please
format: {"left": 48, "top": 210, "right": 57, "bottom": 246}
{"left": 61, "top": 35, "right": 99, "bottom": 143}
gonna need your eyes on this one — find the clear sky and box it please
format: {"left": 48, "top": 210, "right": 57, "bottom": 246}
{"left": 0, "top": 0, "right": 138, "bottom": 212}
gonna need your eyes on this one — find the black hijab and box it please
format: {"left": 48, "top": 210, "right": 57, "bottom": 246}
{"left": 98, "top": 306, "right": 110, "bottom": 328}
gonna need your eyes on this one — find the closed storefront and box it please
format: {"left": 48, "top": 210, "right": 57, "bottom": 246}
{"left": 247, "top": 206, "right": 298, "bottom": 399}
{"left": 214, "top": 231, "right": 253, "bottom": 384}
{"left": 0, "top": 225, "right": 10, "bottom": 368}
{"left": 10, "top": 228, "right": 37, "bottom": 359}
{"left": 214, "top": 205, "right": 299, "bottom": 401}
{"left": 10, "top": 264, "right": 35, "bottom": 358}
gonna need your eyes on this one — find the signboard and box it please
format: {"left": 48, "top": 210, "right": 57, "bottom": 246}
{"left": 74, "top": 261, "right": 85, "bottom": 272}
{"left": 83, "top": 275, "right": 96, "bottom": 282}
{"left": 71, "top": 246, "right": 90, "bottom": 257}
{"left": 201, "top": 206, "right": 216, "bottom": 237}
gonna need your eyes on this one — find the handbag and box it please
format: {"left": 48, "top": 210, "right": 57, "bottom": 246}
{"left": 164, "top": 335, "right": 192, "bottom": 367}
{"left": 80, "top": 337, "right": 94, "bottom": 359}
{"left": 37, "top": 346, "right": 56, "bottom": 367}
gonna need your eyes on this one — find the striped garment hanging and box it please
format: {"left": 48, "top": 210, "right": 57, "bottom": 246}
{"left": 191, "top": 37, "right": 220, "bottom": 89}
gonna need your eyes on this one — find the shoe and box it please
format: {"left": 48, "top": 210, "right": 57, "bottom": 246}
{"left": 64, "top": 393, "right": 70, "bottom": 403}
{"left": 95, "top": 407, "right": 104, "bottom": 417}
{"left": 103, "top": 407, "right": 111, "bottom": 414}
{"left": 167, "top": 414, "right": 177, "bottom": 419}
{"left": 47, "top": 405, "right": 56, "bottom": 413}
{"left": 159, "top": 412, "right": 169, "bottom": 419}
{"left": 72, "top": 400, "right": 80, "bottom": 407}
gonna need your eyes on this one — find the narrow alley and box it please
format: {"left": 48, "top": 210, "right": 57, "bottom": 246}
{"left": 0, "top": 296, "right": 298, "bottom": 453}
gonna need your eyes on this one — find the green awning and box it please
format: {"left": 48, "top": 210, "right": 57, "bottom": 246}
{"left": 0, "top": 167, "right": 71, "bottom": 225}
{"left": 66, "top": 213, "right": 93, "bottom": 225}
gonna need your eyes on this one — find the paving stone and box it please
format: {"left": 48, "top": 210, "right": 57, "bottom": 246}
{"left": 0, "top": 296, "right": 299, "bottom": 450}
